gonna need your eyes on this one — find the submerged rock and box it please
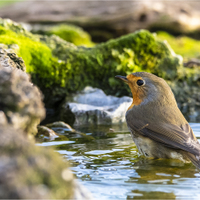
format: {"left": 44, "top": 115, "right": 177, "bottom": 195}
{"left": 61, "top": 86, "right": 132, "bottom": 125}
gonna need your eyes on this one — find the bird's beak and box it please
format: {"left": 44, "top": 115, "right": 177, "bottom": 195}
{"left": 115, "top": 75, "right": 128, "bottom": 83}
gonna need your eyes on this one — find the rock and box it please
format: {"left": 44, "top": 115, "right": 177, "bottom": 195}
{"left": 0, "top": 18, "right": 182, "bottom": 96}
{"left": 72, "top": 86, "right": 132, "bottom": 107}
{"left": 0, "top": 66, "right": 45, "bottom": 135}
{"left": 0, "top": 40, "right": 93, "bottom": 200}
{"left": 184, "top": 58, "right": 200, "bottom": 68}
{"left": 0, "top": 18, "right": 54, "bottom": 80}
{"left": 61, "top": 86, "right": 132, "bottom": 126}
{"left": 0, "top": 18, "right": 38, "bottom": 40}
{"left": 0, "top": 111, "right": 8, "bottom": 126}
{"left": 156, "top": 32, "right": 200, "bottom": 61}
{"left": 0, "top": 46, "right": 26, "bottom": 71}
{"left": 0, "top": 126, "right": 74, "bottom": 199}
{"left": 1, "top": 1, "right": 200, "bottom": 41}
{"left": 169, "top": 81, "right": 200, "bottom": 122}
{"left": 45, "top": 121, "right": 75, "bottom": 132}
{"left": 44, "top": 121, "right": 94, "bottom": 142}
{"left": 37, "top": 125, "right": 59, "bottom": 139}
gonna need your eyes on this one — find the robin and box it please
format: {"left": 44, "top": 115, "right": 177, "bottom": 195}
{"left": 115, "top": 72, "right": 200, "bottom": 168}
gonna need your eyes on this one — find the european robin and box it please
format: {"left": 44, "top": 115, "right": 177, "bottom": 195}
{"left": 115, "top": 72, "right": 200, "bottom": 168}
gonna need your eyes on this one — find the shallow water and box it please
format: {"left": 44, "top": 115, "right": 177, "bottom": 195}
{"left": 37, "top": 123, "right": 200, "bottom": 200}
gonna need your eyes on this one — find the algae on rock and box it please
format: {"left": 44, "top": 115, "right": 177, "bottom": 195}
{"left": 0, "top": 18, "right": 182, "bottom": 97}
{"left": 40, "top": 29, "right": 183, "bottom": 97}
{"left": 48, "top": 24, "right": 95, "bottom": 47}
{"left": 157, "top": 31, "right": 200, "bottom": 60}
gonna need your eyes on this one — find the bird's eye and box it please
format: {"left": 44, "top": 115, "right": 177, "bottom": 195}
{"left": 137, "top": 79, "right": 144, "bottom": 86}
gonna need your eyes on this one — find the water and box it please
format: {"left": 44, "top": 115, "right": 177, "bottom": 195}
{"left": 36, "top": 123, "right": 200, "bottom": 200}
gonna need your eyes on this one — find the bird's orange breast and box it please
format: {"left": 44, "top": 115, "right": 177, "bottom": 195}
{"left": 126, "top": 74, "right": 144, "bottom": 110}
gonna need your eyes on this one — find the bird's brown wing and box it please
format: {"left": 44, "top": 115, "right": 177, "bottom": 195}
{"left": 127, "top": 118, "right": 200, "bottom": 156}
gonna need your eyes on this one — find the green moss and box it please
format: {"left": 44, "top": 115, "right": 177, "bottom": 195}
{"left": 48, "top": 24, "right": 95, "bottom": 47}
{"left": 157, "top": 31, "right": 200, "bottom": 60}
{"left": 41, "top": 30, "right": 181, "bottom": 96}
{"left": 0, "top": 25, "right": 69, "bottom": 87}
{"left": 156, "top": 32, "right": 200, "bottom": 86}
{"left": 0, "top": 18, "right": 182, "bottom": 100}
{"left": 0, "top": 18, "right": 36, "bottom": 39}
{"left": 0, "top": 26, "right": 51, "bottom": 71}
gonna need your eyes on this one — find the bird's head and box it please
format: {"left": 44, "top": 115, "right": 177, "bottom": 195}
{"left": 115, "top": 72, "right": 176, "bottom": 108}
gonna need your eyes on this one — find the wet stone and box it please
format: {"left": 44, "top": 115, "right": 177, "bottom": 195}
{"left": 37, "top": 125, "right": 59, "bottom": 139}
{"left": 61, "top": 86, "right": 132, "bottom": 126}
{"left": 45, "top": 121, "right": 75, "bottom": 132}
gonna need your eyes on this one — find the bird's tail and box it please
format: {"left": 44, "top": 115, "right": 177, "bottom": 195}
{"left": 186, "top": 152, "right": 200, "bottom": 169}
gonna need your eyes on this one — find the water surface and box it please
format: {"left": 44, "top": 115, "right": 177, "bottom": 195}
{"left": 37, "top": 123, "right": 200, "bottom": 200}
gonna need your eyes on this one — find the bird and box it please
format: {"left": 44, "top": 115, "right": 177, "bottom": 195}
{"left": 115, "top": 72, "right": 200, "bottom": 169}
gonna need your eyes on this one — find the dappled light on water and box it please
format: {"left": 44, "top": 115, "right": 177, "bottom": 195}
{"left": 37, "top": 123, "right": 200, "bottom": 200}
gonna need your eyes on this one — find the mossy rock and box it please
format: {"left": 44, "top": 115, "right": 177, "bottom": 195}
{"left": 47, "top": 24, "right": 95, "bottom": 47}
{"left": 0, "top": 18, "right": 184, "bottom": 105}
{"left": 0, "top": 18, "right": 37, "bottom": 40}
{"left": 40, "top": 29, "right": 183, "bottom": 96}
{"left": 0, "top": 24, "right": 53, "bottom": 77}
{"left": 157, "top": 31, "right": 200, "bottom": 60}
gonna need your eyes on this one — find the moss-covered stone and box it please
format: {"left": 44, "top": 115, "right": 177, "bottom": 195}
{"left": 0, "top": 18, "right": 183, "bottom": 104}
{"left": 40, "top": 29, "right": 182, "bottom": 97}
{"left": 0, "top": 25, "right": 53, "bottom": 76}
{"left": 157, "top": 31, "right": 200, "bottom": 60}
{"left": 0, "top": 18, "right": 37, "bottom": 40}
{"left": 48, "top": 24, "right": 95, "bottom": 47}
{"left": 0, "top": 18, "right": 182, "bottom": 95}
